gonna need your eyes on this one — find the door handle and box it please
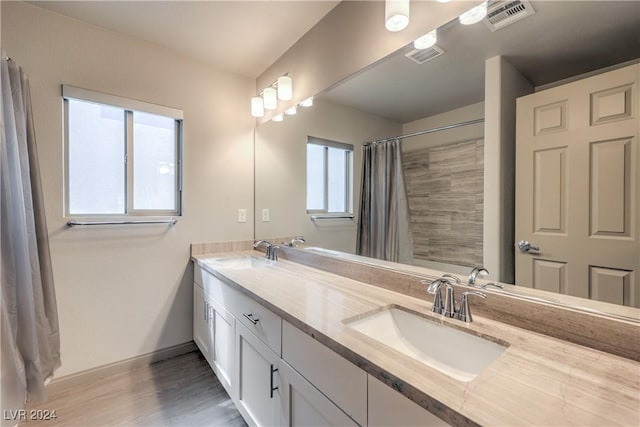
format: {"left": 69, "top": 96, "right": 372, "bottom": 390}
{"left": 517, "top": 240, "right": 540, "bottom": 253}
{"left": 270, "top": 364, "right": 278, "bottom": 398}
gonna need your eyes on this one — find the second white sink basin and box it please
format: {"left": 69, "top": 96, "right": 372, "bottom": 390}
{"left": 345, "top": 307, "right": 507, "bottom": 382}
{"left": 201, "top": 256, "right": 273, "bottom": 270}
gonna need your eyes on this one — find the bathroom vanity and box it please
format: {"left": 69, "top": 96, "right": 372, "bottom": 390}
{"left": 191, "top": 243, "right": 639, "bottom": 427}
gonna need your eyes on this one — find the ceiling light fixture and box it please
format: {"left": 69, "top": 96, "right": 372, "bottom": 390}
{"left": 277, "top": 75, "right": 293, "bottom": 101}
{"left": 251, "top": 96, "right": 264, "bottom": 118}
{"left": 385, "top": 0, "right": 410, "bottom": 32}
{"left": 459, "top": 2, "right": 488, "bottom": 25}
{"left": 285, "top": 105, "right": 297, "bottom": 115}
{"left": 300, "top": 97, "right": 314, "bottom": 107}
{"left": 413, "top": 29, "right": 437, "bottom": 50}
{"left": 263, "top": 87, "right": 277, "bottom": 110}
{"left": 272, "top": 113, "right": 284, "bottom": 122}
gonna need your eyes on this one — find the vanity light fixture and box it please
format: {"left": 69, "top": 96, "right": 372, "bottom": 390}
{"left": 263, "top": 87, "right": 277, "bottom": 110}
{"left": 413, "top": 29, "right": 437, "bottom": 50}
{"left": 300, "top": 96, "right": 314, "bottom": 107}
{"left": 385, "top": 0, "right": 410, "bottom": 32}
{"left": 436, "top": 0, "right": 450, "bottom": 2}
{"left": 272, "top": 113, "right": 284, "bottom": 122}
{"left": 459, "top": 2, "right": 488, "bottom": 25}
{"left": 285, "top": 105, "right": 297, "bottom": 115}
{"left": 251, "top": 96, "right": 264, "bottom": 118}
{"left": 277, "top": 75, "right": 293, "bottom": 101}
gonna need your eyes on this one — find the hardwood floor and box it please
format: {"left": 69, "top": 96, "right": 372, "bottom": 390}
{"left": 23, "top": 351, "right": 246, "bottom": 427}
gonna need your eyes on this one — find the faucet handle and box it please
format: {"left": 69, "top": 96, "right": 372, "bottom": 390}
{"left": 480, "top": 282, "right": 504, "bottom": 290}
{"left": 442, "top": 273, "right": 462, "bottom": 284}
{"left": 456, "top": 291, "right": 486, "bottom": 323}
{"left": 425, "top": 278, "right": 448, "bottom": 315}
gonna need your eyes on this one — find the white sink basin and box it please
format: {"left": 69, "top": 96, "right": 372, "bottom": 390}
{"left": 201, "top": 256, "right": 273, "bottom": 270}
{"left": 345, "top": 307, "right": 507, "bottom": 382}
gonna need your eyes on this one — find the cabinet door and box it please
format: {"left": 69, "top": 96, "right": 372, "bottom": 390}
{"left": 234, "top": 321, "right": 280, "bottom": 427}
{"left": 368, "top": 375, "right": 450, "bottom": 427}
{"left": 208, "top": 296, "right": 235, "bottom": 394}
{"left": 280, "top": 361, "right": 358, "bottom": 427}
{"left": 193, "top": 284, "right": 211, "bottom": 362}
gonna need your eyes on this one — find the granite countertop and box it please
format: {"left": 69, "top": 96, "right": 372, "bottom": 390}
{"left": 193, "top": 251, "right": 640, "bottom": 426}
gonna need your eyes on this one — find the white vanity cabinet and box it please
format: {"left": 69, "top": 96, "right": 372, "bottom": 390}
{"left": 194, "top": 262, "right": 450, "bottom": 427}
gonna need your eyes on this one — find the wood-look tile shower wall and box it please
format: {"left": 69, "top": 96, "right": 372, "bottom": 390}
{"left": 403, "top": 139, "right": 484, "bottom": 267}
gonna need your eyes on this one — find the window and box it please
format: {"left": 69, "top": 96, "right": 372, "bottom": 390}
{"left": 306, "top": 136, "right": 353, "bottom": 214}
{"left": 63, "top": 86, "right": 182, "bottom": 216}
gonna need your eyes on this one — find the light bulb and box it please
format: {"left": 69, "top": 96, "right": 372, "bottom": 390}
{"left": 413, "top": 29, "right": 437, "bottom": 50}
{"left": 300, "top": 97, "right": 314, "bottom": 107}
{"left": 263, "top": 87, "right": 277, "bottom": 110}
{"left": 277, "top": 75, "right": 293, "bottom": 101}
{"left": 272, "top": 114, "right": 284, "bottom": 122}
{"left": 251, "top": 96, "right": 264, "bottom": 117}
{"left": 385, "top": 0, "right": 410, "bottom": 32}
{"left": 459, "top": 2, "right": 487, "bottom": 25}
{"left": 285, "top": 105, "right": 297, "bottom": 115}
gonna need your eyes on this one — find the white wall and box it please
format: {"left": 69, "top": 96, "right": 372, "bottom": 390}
{"left": 484, "top": 56, "right": 534, "bottom": 283}
{"left": 255, "top": 98, "right": 401, "bottom": 253}
{"left": 2, "top": 2, "right": 255, "bottom": 377}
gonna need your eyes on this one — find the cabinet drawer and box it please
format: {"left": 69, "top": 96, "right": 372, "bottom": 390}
{"left": 282, "top": 321, "right": 367, "bottom": 426}
{"left": 196, "top": 263, "right": 241, "bottom": 307}
{"left": 234, "top": 290, "right": 282, "bottom": 355}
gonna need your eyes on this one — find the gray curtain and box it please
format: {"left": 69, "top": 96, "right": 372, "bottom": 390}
{"left": 1, "top": 54, "right": 61, "bottom": 418}
{"left": 356, "top": 138, "right": 413, "bottom": 263}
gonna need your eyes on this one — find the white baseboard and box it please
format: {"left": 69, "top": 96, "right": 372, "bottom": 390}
{"left": 47, "top": 341, "right": 197, "bottom": 395}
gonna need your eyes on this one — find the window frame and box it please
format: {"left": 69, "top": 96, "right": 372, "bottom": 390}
{"left": 62, "top": 85, "right": 183, "bottom": 217}
{"left": 306, "top": 136, "right": 354, "bottom": 215}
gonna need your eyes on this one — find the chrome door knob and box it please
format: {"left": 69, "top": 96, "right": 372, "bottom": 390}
{"left": 517, "top": 240, "right": 540, "bottom": 253}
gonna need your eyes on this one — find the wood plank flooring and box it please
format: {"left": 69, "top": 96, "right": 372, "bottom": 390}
{"left": 23, "top": 351, "right": 246, "bottom": 427}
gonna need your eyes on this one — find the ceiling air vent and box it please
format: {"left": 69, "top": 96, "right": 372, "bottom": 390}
{"left": 405, "top": 45, "right": 445, "bottom": 65}
{"left": 484, "top": 0, "right": 535, "bottom": 31}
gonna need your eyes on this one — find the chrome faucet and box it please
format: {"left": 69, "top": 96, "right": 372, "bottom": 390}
{"left": 468, "top": 266, "right": 489, "bottom": 286}
{"left": 254, "top": 240, "right": 278, "bottom": 260}
{"left": 467, "top": 266, "right": 504, "bottom": 290}
{"left": 286, "top": 236, "right": 306, "bottom": 247}
{"left": 424, "top": 277, "right": 487, "bottom": 322}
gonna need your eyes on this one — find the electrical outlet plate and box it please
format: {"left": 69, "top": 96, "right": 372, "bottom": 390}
{"left": 238, "top": 209, "right": 247, "bottom": 223}
{"left": 262, "top": 208, "right": 270, "bottom": 222}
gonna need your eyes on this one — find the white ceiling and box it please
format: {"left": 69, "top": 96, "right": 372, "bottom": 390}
{"left": 322, "top": 1, "right": 640, "bottom": 123}
{"left": 29, "top": 1, "right": 340, "bottom": 78}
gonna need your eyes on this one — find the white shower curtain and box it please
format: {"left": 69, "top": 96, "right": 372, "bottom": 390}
{"left": 356, "top": 138, "right": 413, "bottom": 263}
{"left": 1, "top": 54, "right": 60, "bottom": 420}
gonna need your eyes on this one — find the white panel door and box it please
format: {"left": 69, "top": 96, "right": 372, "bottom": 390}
{"left": 279, "top": 361, "right": 358, "bottom": 427}
{"left": 207, "top": 295, "right": 235, "bottom": 395}
{"left": 193, "top": 284, "right": 212, "bottom": 363}
{"left": 234, "top": 321, "right": 281, "bottom": 427}
{"left": 515, "top": 64, "right": 639, "bottom": 307}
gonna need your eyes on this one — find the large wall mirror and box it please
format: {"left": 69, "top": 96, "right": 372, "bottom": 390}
{"left": 255, "top": 1, "right": 640, "bottom": 314}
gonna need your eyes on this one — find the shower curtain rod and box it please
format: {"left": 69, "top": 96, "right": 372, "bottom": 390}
{"left": 363, "top": 118, "right": 484, "bottom": 146}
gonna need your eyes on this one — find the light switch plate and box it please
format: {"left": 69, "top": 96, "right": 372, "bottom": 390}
{"left": 262, "top": 208, "right": 270, "bottom": 222}
{"left": 238, "top": 209, "right": 247, "bottom": 223}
